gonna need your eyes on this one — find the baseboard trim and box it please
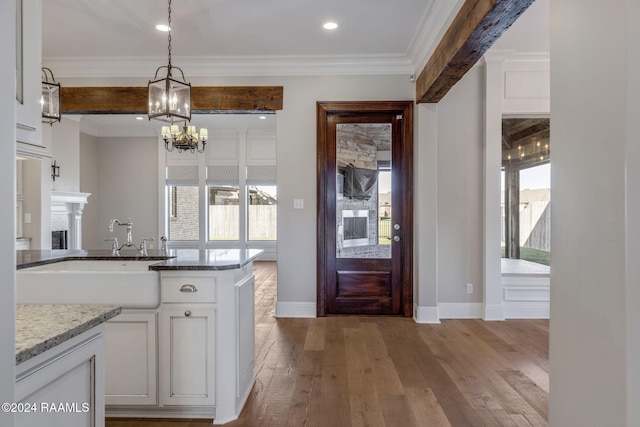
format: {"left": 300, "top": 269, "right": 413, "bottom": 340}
{"left": 438, "top": 303, "right": 484, "bottom": 319}
{"left": 483, "top": 304, "right": 505, "bottom": 321}
{"left": 414, "top": 305, "right": 440, "bottom": 323}
{"left": 503, "top": 304, "right": 550, "bottom": 319}
{"left": 275, "top": 301, "right": 317, "bottom": 318}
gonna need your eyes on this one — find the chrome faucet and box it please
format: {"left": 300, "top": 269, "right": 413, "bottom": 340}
{"left": 139, "top": 238, "right": 154, "bottom": 256}
{"left": 104, "top": 237, "right": 120, "bottom": 256}
{"left": 109, "top": 218, "right": 134, "bottom": 246}
{"left": 108, "top": 218, "right": 154, "bottom": 254}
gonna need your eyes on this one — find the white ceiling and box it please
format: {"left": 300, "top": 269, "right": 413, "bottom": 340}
{"left": 44, "top": 0, "right": 435, "bottom": 58}
{"left": 43, "top": 0, "right": 462, "bottom": 78}
{"left": 43, "top": 0, "right": 549, "bottom": 136}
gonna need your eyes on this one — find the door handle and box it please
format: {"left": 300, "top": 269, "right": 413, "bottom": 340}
{"left": 394, "top": 224, "right": 400, "bottom": 231}
{"left": 393, "top": 236, "right": 401, "bottom": 242}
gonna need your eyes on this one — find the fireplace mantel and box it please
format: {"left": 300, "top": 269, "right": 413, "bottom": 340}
{"left": 51, "top": 191, "right": 91, "bottom": 250}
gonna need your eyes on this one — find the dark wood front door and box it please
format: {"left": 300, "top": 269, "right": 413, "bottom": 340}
{"left": 317, "top": 101, "right": 413, "bottom": 316}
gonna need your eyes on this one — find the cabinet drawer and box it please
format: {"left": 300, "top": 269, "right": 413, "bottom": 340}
{"left": 162, "top": 277, "right": 216, "bottom": 303}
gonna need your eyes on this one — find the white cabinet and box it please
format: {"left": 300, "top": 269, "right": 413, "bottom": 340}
{"left": 15, "top": 327, "right": 105, "bottom": 427}
{"left": 160, "top": 275, "right": 216, "bottom": 407}
{"left": 16, "top": 0, "right": 45, "bottom": 153}
{"left": 104, "top": 311, "right": 157, "bottom": 406}
{"left": 160, "top": 307, "right": 215, "bottom": 406}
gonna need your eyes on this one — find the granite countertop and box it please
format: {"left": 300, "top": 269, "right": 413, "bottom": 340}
{"left": 16, "top": 248, "right": 263, "bottom": 271}
{"left": 16, "top": 304, "right": 122, "bottom": 365}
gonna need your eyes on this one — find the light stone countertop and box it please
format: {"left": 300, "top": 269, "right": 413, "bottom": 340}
{"left": 16, "top": 304, "right": 122, "bottom": 365}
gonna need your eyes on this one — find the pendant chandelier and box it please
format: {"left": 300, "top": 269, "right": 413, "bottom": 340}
{"left": 148, "top": 0, "right": 207, "bottom": 153}
{"left": 41, "top": 67, "right": 61, "bottom": 125}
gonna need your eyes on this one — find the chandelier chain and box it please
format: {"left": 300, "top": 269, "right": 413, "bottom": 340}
{"left": 167, "top": 0, "right": 172, "bottom": 71}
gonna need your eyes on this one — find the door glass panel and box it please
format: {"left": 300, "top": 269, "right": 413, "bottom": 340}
{"left": 336, "top": 123, "right": 392, "bottom": 259}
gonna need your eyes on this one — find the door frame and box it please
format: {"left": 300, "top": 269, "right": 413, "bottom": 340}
{"left": 316, "top": 101, "right": 414, "bottom": 317}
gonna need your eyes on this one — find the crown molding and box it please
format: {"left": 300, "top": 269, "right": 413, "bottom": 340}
{"left": 406, "top": 0, "right": 465, "bottom": 73}
{"left": 484, "top": 49, "right": 550, "bottom": 64}
{"left": 43, "top": 54, "right": 415, "bottom": 79}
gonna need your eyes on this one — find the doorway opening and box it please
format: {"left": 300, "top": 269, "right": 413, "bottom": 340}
{"left": 317, "top": 101, "right": 413, "bottom": 317}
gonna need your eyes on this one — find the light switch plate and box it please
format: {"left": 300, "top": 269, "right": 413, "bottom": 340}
{"left": 293, "top": 199, "right": 304, "bottom": 209}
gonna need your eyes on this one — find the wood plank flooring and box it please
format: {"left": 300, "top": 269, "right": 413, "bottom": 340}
{"left": 106, "top": 261, "right": 549, "bottom": 426}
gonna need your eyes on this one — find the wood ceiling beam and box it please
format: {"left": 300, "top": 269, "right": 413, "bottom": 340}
{"left": 60, "top": 86, "right": 283, "bottom": 114}
{"left": 416, "top": 0, "right": 535, "bottom": 104}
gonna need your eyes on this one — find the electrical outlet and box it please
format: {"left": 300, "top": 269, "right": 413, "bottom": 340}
{"left": 466, "top": 283, "right": 473, "bottom": 294}
{"left": 293, "top": 199, "right": 304, "bottom": 209}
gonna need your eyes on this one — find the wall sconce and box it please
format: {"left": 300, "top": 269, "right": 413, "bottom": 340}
{"left": 51, "top": 160, "right": 60, "bottom": 181}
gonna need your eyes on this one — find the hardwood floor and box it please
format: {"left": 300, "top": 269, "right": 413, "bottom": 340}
{"left": 106, "top": 261, "right": 549, "bottom": 426}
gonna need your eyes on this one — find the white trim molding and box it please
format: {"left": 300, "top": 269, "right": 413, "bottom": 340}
{"left": 484, "top": 304, "right": 505, "bottom": 321}
{"left": 414, "top": 305, "right": 440, "bottom": 324}
{"left": 43, "top": 54, "right": 415, "bottom": 79}
{"left": 438, "top": 303, "right": 484, "bottom": 319}
{"left": 51, "top": 191, "right": 91, "bottom": 250}
{"left": 275, "top": 302, "right": 316, "bottom": 318}
{"left": 502, "top": 274, "right": 550, "bottom": 319}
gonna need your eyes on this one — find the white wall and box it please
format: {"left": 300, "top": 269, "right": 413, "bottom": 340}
{"left": 80, "top": 132, "right": 99, "bottom": 249}
{"left": 50, "top": 118, "right": 81, "bottom": 192}
{"left": 550, "top": 0, "right": 637, "bottom": 425}
{"left": 626, "top": 1, "right": 640, "bottom": 422}
{"left": 435, "top": 67, "right": 485, "bottom": 308}
{"left": 21, "top": 159, "right": 51, "bottom": 249}
{"left": 270, "top": 75, "right": 414, "bottom": 315}
{"left": 97, "top": 137, "right": 159, "bottom": 249}
{"left": 414, "top": 103, "right": 439, "bottom": 321}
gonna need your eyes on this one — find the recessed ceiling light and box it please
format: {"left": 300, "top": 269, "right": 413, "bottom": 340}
{"left": 259, "top": 116, "right": 267, "bottom": 120}
{"left": 323, "top": 22, "right": 338, "bottom": 30}
{"left": 156, "top": 24, "right": 170, "bottom": 32}
{"left": 136, "top": 116, "right": 144, "bottom": 121}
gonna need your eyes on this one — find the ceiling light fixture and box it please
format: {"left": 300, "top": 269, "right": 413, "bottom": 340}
{"left": 148, "top": 0, "right": 207, "bottom": 153}
{"left": 323, "top": 22, "right": 338, "bottom": 30}
{"left": 155, "top": 24, "right": 170, "bottom": 32}
{"left": 41, "top": 67, "right": 61, "bottom": 125}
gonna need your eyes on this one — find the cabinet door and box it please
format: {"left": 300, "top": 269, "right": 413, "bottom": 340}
{"left": 15, "top": 330, "right": 104, "bottom": 427}
{"left": 104, "top": 311, "right": 157, "bottom": 405}
{"left": 16, "top": 0, "right": 43, "bottom": 148}
{"left": 161, "top": 307, "right": 215, "bottom": 406}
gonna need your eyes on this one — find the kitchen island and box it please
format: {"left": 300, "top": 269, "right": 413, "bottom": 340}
{"left": 16, "top": 249, "right": 263, "bottom": 425}
{"left": 15, "top": 304, "right": 122, "bottom": 427}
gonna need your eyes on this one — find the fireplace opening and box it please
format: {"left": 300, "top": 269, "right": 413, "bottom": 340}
{"left": 342, "top": 210, "right": 369, "bottom": 247}
{"left": 52, "top": 230, "right": 68, "bottom": 250}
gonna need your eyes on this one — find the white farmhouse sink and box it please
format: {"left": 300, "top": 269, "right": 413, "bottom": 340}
{"left": 17, "top": 260, "right": 162, "bottom": 309}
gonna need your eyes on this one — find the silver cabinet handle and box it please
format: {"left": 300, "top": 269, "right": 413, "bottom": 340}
{"left": 179, "top": 284, "right": 198, "bottom": 293}
{"left": 394, "top": 224, "right": 400, "bottom": 231}
{"left": 393, "top": 236, "right": 401, "bottom": 242}
{"left": 184, "top": 310, "right": 192, "bottom": 317}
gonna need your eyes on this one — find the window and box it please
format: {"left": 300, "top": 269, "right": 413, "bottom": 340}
{"left": 208, "top": 185, "right": 239, "bottom": 241}
{"left": 248, "top": 185, "right": 277, "bottom": 241}
{"left": 501, "top": 118, "right": 550, "bottom": 266}
{"left": 166, "top": 165, "right": 200, "bottom": 241}
{"left": 168, "top": 185, "right": 199, "bottom": 240}
{"left": 162, "top": 124, "right": 277, "bottom": 255}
